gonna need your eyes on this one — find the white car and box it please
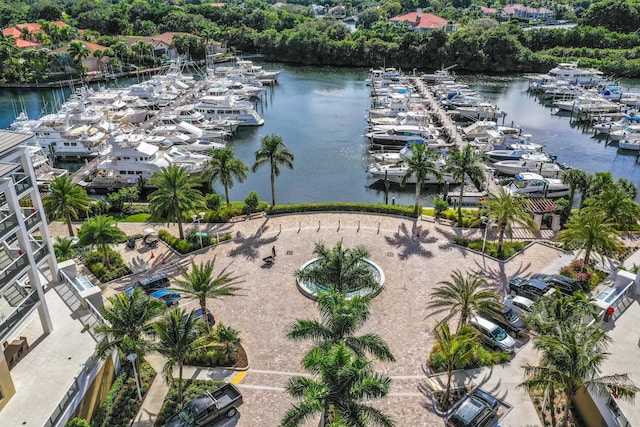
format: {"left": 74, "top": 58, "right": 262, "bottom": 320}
{"left": 469, "top": 316, "right": 517, "bottom": 353}
{"left": 503, "top": 294, "right": 535, "bottom": 317}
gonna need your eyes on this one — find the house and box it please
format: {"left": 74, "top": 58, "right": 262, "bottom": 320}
{"left": 481, "top": 6, "right": 499, "bottom": 16}
{"left": 52, "top": 40, "right": 110, "bottom": 74}
{"left": 327, "top": 5, "right": 347, "bottom": 19}
{"left": 0, "top": 130, "right": 114, "bottom": 426}
{"left": 120, "top": 32, "right": 224, "bottom": 60}
{"left": 2, "top": 21, "right": 69, "bottom": 49}
{"left": 389, "top": 9, "right": 458, "bottom": 33}
{"left": 502, "top": 3, "right": 554, "bottom": 21}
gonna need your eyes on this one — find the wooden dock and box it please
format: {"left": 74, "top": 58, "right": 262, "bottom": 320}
{"left": 70, "top": 158, "right": 99, "bottom": 187}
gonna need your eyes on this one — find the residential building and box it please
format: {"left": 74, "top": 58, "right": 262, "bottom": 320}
{"left": 2, "top": 21, "right": 70, "bottom": 49}
{"left": 119, "top": 32, "right": 224, "bottom": 61}
{"left": 0, "top": 130, "right": 112, "bottom": 426}
{"left": 52, "top": 40, "right": 109, "bottom": 75}
{"left": 389, "top": 9, "right": 458, "bottom": 33}
{"left": 327, "top": 5, "right": 347, "bottom": 19}
{"left": 502, "top": 4, "right": 554, "bottom": 21}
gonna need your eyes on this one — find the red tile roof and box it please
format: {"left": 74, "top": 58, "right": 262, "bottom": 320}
{"left": 482, "top": 6, "right": 498, "bottom": 14}
{"left": 389, "top": 11, "right": 448, "bottom": 29}
{"left": 15, "top": 39, "right": 40, "bottom": 48}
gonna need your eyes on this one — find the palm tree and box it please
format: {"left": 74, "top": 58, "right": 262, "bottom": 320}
{"left": 214, "top": 323, "right": 242, "bottom": 364}
{"left": 77, "top": 215, "right": 126, "bottom": 267}
{"left": 444, "top": 144, "right": 485, "bottom": 225}
{"left": 205, "top": 147, "right": 248, "bottom": 207}
{"left": 425, "top": 270, "right": 500, "bottom": 332}
{"left": 522, "top": 323, "right": 638, "bottom": 427}
{"left": 295, "top": 240, "right": 377, "bottom": 294}
{"left": 67, "top": 41, "right": 89, "bottom": 75}
{"left": 252, "top": 134, "right": 294, "bottom": 206}
{"left": 524, "top": 290, "right": 600, "bottom": 336}
{"left": 400, "top": 143, "right": 442, "bottom": 215}
{"left": 429, "top": 322, "right": 480, "bottom": 405}
{"left": 282, "top": 343, "right": 394, "bottom": 427}
{"left": 53, "top": 236, "right": 76, "bottom": 262}
{"left": 173, "top": 259, "right": 243, "bottom": 329}
{"left": 95, "top": 287, "right": 165, "bottom": 363}
{"left": 148, "top": 165, "right": 203, "bottom": 240}
{"left": 43, "top": 175, "right": 92, "bottom": 236}
{"left": 558, "top": 210, "right": 623, "bottom": 266}
{"left": 561, "top": 168, "right": 588, "bottom": 209}
{"left": 153, "top": 307, "right": 204, "bottom": 404}
{"left": 481, "top": 187, "right": 537, "bottom": 257}
{"left": 584, "top": 184, "right": 640, "bottom": 230}
{"left": 287, "top": 288, "right": 395, "bottom": 362}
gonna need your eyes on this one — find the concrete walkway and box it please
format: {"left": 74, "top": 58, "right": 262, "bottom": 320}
{"left": 49, "top": 213, "right": 589, "bottom": 426}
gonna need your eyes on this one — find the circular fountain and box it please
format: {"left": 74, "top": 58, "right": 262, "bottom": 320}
{"left": 296, "top": 258, "right": 385, "bottom": 300}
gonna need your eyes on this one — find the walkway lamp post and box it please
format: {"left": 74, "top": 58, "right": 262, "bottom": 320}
{"left": 481, "top": 216, "right": 495, "bottom": 270}
{"left": 192, "top": 211, "right": 205, "bottom": 248}
{"left": 127, "top": 353, "right": 142, "bottom": 401}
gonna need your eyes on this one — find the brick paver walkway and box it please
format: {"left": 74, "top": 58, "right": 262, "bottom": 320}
{"left": 49, "top": 213, "right": 575, "bottom": 426}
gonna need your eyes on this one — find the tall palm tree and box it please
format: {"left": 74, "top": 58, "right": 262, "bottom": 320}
{"left": 426, "top": 270, "right": 500, "bottom": 332}
{"left": 429, "top": 322, "right": 481, "bottom": 405}
{"left": 148, "top": 165, "right": 203, "bottom": 240}
{"left": 558, "top": 210, "right": 623, "bottom": 266}
{"left": 287, "top": 288, "right": 395, "bottom": 362}
{"left": 205, "top": 147, "right": 248, "bottom": 207}
{"left": 173, "top": 259, "right": 243, "bottom": 329}
{"left": 400, "top": 143, "right": 442, "bottom": 215}
{"left": 444, "top": 144, "right": 485, "bottom": 225}
{"left": 282, "top": 343, "right": 394, "bottom": 427}
{"left": 252, "top": 134, "right": 294, "bottom": 206}
{"left": 67, "top": 40, "right": 89, "bottom": 75}
{"left": 522, "top": 323, "right": 638, "bottom": 427}
{"left": 481, "top": 187, "right": 537, "bottom": 257}
{"left": 43, "top": 175, "right": 92, "bottom": 236}
{"left": 561, "top": 168, "right": 588, "bottom": 209}
{"left": 584, "top": 184, "right": 640, "bottom": 230}
{"left": 523, "top": 290, "right": 599, "bottom": 336}
{"left": 295, "top": 240, "right": 377, "bottom": 294}
{"left": 153, "top": 307, "right": 204, "bottom": 404}
{"left": 77, "top": 215, "right": 126, "bottom": 267}
{"left": 95, "top": 287, "right": 165, "bottom": 363}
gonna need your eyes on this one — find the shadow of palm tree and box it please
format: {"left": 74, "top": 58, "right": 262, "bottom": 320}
{"left": 384, "top": 222, "right": 436, "bottom": 260}
{"left": 471, "top": 258, "right": 533, "bottom": 298}
{"left": 227, "top": 225, "right": 278, "bottom": 261}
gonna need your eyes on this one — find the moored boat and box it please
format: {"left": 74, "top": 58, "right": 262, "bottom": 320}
{"left": 504, "top": 172, "right": 570, "bottom": 198}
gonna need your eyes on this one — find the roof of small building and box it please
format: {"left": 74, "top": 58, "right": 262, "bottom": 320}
{"left": 389, "top": 11, "right": 448, "bottom": 29}
{"left": 0, "top": 130, "right": 33, "bottom": 158}
{"left": 524, "top": 198, "right": 558, "bottom": 214}
{"left": 482, "top": 6, "right": 498, "bottom": 14}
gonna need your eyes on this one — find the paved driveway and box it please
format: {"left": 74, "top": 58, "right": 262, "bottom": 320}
{"left": 50, "top": 213, "right": 569, "bottom": 426}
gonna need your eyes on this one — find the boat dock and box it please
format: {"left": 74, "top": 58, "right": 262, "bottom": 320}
{"left": 70, "top": 158, "right": 99, "bottom": 187}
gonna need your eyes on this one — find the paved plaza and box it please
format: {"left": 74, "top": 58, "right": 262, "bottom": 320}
{"left": 49, "top": 212, "right": 575, "bottom": 426}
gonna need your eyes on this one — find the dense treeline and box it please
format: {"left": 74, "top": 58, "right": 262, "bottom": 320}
{"left": 3, "top": 0, "right": 640, "bottom": 83}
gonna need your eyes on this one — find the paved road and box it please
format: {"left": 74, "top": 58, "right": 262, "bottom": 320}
{"left": 50, "top": 213, "right": 570, "bottom": 426}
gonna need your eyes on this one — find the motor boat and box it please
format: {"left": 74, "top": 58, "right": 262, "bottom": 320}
{"left": 492, "top": 158, "right": 567, "bottom": 178}
{"left": 593, "top": 115, "right": 640, "bottom": 135}
{"left": 503, "top": 172, "right": 570, "bottom": 198}
{"left": 366, "top": 158, "right": 453, "bottom": 184}
{"left": 486, "top": 150, "right": 551, "bottom": 163}
{"left": 618, "top": 139, "right": 640, "bottom": 151}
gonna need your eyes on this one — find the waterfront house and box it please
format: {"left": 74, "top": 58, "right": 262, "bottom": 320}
{"left": 2, "top": 21, "right": 70, "bottom": 49}
{"left": 53, "top": 40, "right": 110, "bottom": 75}
{"left": 502, "top": 4, "right": 554, "bottom": 21}
{"left": 327, "top": 5, "right": 347, "bottom": 19}
{"left": 119, "top": 31, "right": 224, "bottom": 61}
{"left": 389, "top": 9, "right": 458, "bottom": 33}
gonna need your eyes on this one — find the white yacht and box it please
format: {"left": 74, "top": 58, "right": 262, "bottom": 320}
{"left": 366, "top": 158, "right": 453, "bottom": 184}
{"left": 195, "top": 95, "right": 264, "bottom": 126}
{"left": 504, "top": 173, "right": 570, "bottom": 198}
{"left": 493, "top": 158, "right": 567, "bottom": 178}
{"left": 546, "top": 62, "right": 607, "bottom": 87}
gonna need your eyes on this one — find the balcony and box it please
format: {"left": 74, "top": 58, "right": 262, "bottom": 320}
{"left": 12, "top": 174, "right": 32, "bottom": 197}
{"left": 0, "top": 213, "right": 18, "bottom": 240}
{"left": 0, "top": 254, "right": 28, "bottom": 286}
{"left": 33, "top": 244, "right": 49, "bottom": 264}
{"left": 0, "top": 289, "right": 39, "bottom": 343}
{"left": 23, "top": 210, "right": 41, "bottom": 232}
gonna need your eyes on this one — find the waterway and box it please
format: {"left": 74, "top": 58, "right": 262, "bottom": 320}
{"left": 0, "top": 66, "right": 638, "bottom": 205}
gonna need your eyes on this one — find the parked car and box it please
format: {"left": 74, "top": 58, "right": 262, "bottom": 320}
{"left": 530, "top": 273, "right": 580, "bottom": 295}
{"left": 164, "top": 383, "right": 243, "bottom": 426}
{"left": 503, "top": 294, "right": 535, "bottom": 317}
{"left": 186, "top": 308, "right": 215, "bottom": 325}
{"left": 135, "top": 272, "right": 170, "bottom": 293}
{"left": 469, "top": 316, "right": 516, "bottom": 353}
{"left": 445, "top": 387, "right": 499, "bottom": 427}
{"left": 150, "top": 289, "right": 181, "bottom": 306}
{"left": 481, "top": 302, "right": 526, "bottom": 335}
{"left": 508, "top": 276, "right": 554, "bottom": 301}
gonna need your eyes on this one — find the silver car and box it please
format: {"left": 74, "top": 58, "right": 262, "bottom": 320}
{"left": 469, "top": 316, "right": 517, "bottom": 353}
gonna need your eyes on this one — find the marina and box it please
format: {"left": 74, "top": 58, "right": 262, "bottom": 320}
{"left": 1, "top": 63, "right": 640, "bottom": 205}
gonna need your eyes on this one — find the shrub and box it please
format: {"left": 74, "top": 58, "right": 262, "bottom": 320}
{"left": 84, "top": 249, "right": 131, "bottom": 282}
{"left": 243, "top": 191, "right": 260, "bottom": 214}
{"left": 433, "top": 197, "right": 449, "bottom": 217}
{"left": 66, "top": 418, "right": 90, "bottom": 427}
{"left": 267, "top": 202, "right": 418, "bottom": 218}
{"left": 205, "top": 193, "right": 222, "bottom": 211}
{"left": 559, "top": 258, "right": 604, "bottom": 291}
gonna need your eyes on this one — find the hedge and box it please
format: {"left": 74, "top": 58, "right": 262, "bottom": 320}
{"left": 267, "top": 202, "right": 418, "bottom": 218}
{"left": 158, "top": 229, "right": 233, "bottom": 254}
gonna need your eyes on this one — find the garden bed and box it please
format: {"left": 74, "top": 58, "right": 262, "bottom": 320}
{"left": 529, "top": 389, "right": 586, "bottom": 427}
{"left": 155, "top": 379, "right": 227, "bottom": 426}
{"left": 433, "top": 386, "right": 472, "bottom": 412}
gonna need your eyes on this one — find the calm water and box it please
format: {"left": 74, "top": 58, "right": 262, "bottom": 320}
{"left": 1, "top": 67, "right": 639, "bottom": 205}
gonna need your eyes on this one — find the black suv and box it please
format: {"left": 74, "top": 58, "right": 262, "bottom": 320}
{"left": 508, "top": 277, "right": 554, "bottom": 301}
{"left": 530, "top": 273, "right": 580, "bottom": 295}
{"left": 135, "top": 273, "right": 170, "bottom": 293}
{"left": 446, "top": 388, "right": 499, "bottom": 427}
